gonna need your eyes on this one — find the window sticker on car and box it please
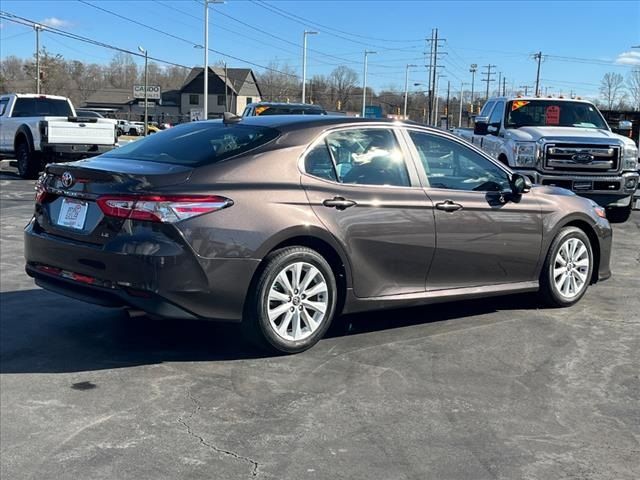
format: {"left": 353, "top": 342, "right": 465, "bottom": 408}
{"left": 255, "top": 106, "right": 269, "bottom": 115}
{"left": 511, "top": 100, "right": 530, "bottom": 111}
{"left": 545, "top": 105, "right": 561, "bottom": 125}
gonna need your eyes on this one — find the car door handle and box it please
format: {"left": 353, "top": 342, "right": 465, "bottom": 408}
{"left": 322, "top": 197, "right": 357, "bottom": 210}
{"left": 435, "top": 200, "right": 463, "bottom": 212}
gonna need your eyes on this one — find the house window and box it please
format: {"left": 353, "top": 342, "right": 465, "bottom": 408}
{"left": 246, "top": 97, "right": 253, "bottom": 105}
{"left": 217, "top": 95, "right": 226, "bottom": 106}
{"left": 189, "top": 94, "right": 199, "bottom": 105}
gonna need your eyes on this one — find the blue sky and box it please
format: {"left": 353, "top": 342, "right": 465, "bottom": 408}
{"left": 1, "top": 0, "right": 639, "bottom": 100}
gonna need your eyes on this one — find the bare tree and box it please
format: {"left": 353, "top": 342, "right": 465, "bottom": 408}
{"left": 329, "top": 66, "right": 358, "bottom": 111}
{"left": 256, "top": 61, "right": 299, "bottom": 102}
{"left": 600, "top": 72, "right": 625, "bottom": 111}
{"left": 627, "top": 69, "right": 640, "bottom": 111}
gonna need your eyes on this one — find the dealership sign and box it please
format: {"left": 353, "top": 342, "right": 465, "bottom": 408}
{"left": 133, "top": 85, "right": 161, "bottom": 100}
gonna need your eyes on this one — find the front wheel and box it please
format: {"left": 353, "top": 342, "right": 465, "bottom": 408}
{"left": 243, "top": 247, "right": 337, "bottom": 354}
{"left": 606, "top": 204, "right": 632, "bottom": 223}
{"left": 539, "top": 227, "right": 593, "bottom": 307}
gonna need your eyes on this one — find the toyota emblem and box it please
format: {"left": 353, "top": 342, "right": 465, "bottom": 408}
{"left": 61, "top": 171, "right": 75, "bottom": 188}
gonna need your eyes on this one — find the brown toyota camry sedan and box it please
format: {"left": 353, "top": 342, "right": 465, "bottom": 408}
{"left": 25, "top": 115, "right": 612, "bottom": 353}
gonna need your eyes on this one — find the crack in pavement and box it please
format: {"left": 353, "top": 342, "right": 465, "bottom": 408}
{"left": 177, "top": 388, "right": 260, "bottom": 477}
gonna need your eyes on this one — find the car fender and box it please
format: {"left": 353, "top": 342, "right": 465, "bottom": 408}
{"left": 255, "top": 224, "right": 354, "bottom": 289}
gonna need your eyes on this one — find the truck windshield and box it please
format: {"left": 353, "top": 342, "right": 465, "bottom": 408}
{"left": 505, "top": 100, "right": 608, "bottom": 130}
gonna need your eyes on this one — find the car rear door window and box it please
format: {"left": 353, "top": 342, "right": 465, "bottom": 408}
{"left": 323, "top": 128, "right": 410, "bottom": 187}
{"left": 304, "top": 142, "right": 338, "bottom": 182}
{"left": 409, "top": 131, "right": 510, "bottom": 192}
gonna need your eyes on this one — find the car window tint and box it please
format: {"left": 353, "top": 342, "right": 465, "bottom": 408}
{"left": 12, "top": 98, "right": 73, "bottom": 117}
{"left": 409, "top": 131, "right": 510, "bottom": 192}
{"left": 304, "top": 142, "right": 338, "bottom": 182}
{"left": 0, "top": 98, "right": 8, "bottom": 116}
{"left": 325, "top": 128, "right": 410, "bottom": 187}
{"left": 102, "top": 122, "right": 279, "bottom": 166}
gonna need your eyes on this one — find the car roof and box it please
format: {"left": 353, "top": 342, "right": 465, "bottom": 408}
{"left": 4, "top": 93, "right": 70, "bottom": 101}
{"left": 247, "top": 102, "right": 325, "bottom": 108}
{"left": 488, "top": 96, "right": 594, "bottom": 104}
{"left": 206, "top": 114, "right": 428, "bottom": 131}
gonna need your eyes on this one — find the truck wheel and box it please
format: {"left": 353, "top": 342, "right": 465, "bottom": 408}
{"left": 15, "top": 142, "right": 40, "bottom": 180}
{"left": 606, "top": 204, "right": 632, "bottom": 223}
{"left": 539, "top": 226, "right": 593, "bottom": 308}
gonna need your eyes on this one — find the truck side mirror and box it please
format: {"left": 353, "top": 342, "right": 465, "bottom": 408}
{"left": 618, "top": 120, "right": 632, "bottom": 131}
{"left": 474, "top": 116, "right": 489, "bottom": 135}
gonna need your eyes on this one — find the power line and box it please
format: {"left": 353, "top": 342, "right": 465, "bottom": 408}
{"left": 76, "top": 0, "right": 300, "bottom": 79}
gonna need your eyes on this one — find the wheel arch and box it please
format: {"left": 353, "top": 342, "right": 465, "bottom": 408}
{"left": 556, "top": 218, "right": 601, "bottom": 284}
{"left": 14, "top": 125, "right": 35, "bottom": 152}
{"left": 251, "top": 227, "right": 353, "bottom": 315}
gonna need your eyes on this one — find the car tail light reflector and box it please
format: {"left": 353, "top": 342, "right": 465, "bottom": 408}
{"left": 97, "top": 195, "right": 232, "bottom": 223}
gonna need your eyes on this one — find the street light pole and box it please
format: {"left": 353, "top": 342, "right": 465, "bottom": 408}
{"left": 138, "top": 46, "right": 148, "bottom": 136}
{"left": 203, "top": 1, "right": 209, "bottom": 120}
{"left": 403, "top": 63, "right": 417, "bottom": 119}
{"left": 458, "top": 81, "right": 467, "bottom": 128}
{"left": 469, "top": 64, "right": 477, "bottom": 116}
{"left": 362, "top": 50, "right": 376, "bottom": 117}
{"left": 301, "top": 30, "right": 318, "bottom": 104}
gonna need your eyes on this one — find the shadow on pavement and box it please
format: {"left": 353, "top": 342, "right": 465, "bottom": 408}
{"left": 0, "top": 288, "right": 541, "bottom": 374}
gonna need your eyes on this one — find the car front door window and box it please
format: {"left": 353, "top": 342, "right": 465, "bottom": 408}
{"left": 409, "top": 131, "right": 510, "bottom": 192}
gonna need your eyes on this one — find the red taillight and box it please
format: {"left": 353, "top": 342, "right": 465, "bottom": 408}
{"left": 97, "top": 194, "right": 232, "bottom": 223}
{"left": 35, "top": 179, "right": 48, "bottom": 204}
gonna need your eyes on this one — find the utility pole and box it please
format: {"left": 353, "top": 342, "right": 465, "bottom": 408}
{"left": 301, "top": 30, "right": 318, "bottom": 104}
{"left": 403, "top": 63, "right": 417, "bottom": 119}
{"left": 138, "top": 46, "right": 148, "bottom": 136}
{"left": 426, "top": 30, "right": 434, "bottom": 125}
{"left": 362, "top": 50, "right": 376, "bottom": 117}
{"left": 458, "top": 81, "right": 467, "bottom": 128}
{"left": 502, "top": 76, "right": 506, "bottom": 96}
{"left": 34, "top": 23, "right": 42, "bottom": 94}
{"left": 533, "top": 51, "right": 543, "bottom": 96}
{"left": 497, "top": 71, "right": 502, "bottom": 96}
{"left": 426, "top": 28, "right": 446, "bottom": 126}
{"left": 469, "top": 64, "right": 477, "bottom": 118}
{"left": 224, "top": 61, "right": 228, "bottom": 111}
{"left": 481, "top": 64, "right": 497, "bottom": 101}
{"left": 519, "top": 85, "right": 531, "bottom": 96}
{"left": 445, "top": 80, "right": 450, "bottom": 129}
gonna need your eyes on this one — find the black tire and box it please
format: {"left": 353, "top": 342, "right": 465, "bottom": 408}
{"left": 243, "top": 246, "right": 337, "bottom": 354}
{"left": 539, "top": 226, "right": 594, "bottom": 307}
{"left": 129, "top": 129, "right": 137, "bottom": 136}
{"left": 15, "top": 141, "right": 40, "bottom": 180}
{"left": 606, "top": 204, "right": 632, "bottom": 224}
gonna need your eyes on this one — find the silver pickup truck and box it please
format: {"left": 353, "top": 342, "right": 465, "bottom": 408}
{"left": 454, "top": 96, "right": 639, "bottom": 222}
{"left": 0, "top": 94, "right": 117, "bottom": 179}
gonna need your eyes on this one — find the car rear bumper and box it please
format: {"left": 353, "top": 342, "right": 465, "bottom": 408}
{"left": 24, "top": 219, "right": 260, "bottom": 322}
{"left": 515, "top": 169, "right": 639, "bottom": 207}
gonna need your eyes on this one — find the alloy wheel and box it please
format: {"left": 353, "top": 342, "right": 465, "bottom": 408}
{"left": 267, "top": 261, "right": 329, "bottom": 341}
{"left": 553, "top": 237, "right": 590, "bottom": 299}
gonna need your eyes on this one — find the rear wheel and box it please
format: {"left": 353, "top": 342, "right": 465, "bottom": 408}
{"left": 16, "top": 141, "right": 40, "bottom": 180}
{"left": 606, "top": 204, "right": 632, "bottom": 223}
{"left": 539, "top": 227, "right": 593, "bottom": 307}
{"left": 243, "top": 246, "right": 337, "bottom": 354}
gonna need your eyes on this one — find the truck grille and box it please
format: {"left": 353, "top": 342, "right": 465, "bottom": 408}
{"left": 543, "top": 144, "right": 620, "bottom": 173}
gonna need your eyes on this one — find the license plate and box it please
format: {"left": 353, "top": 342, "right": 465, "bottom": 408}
{"left": 573, "top": 181, "right": 593, "bottom": 191}
{"left": 56, "top": 198, "right": 88, "bottom": 230}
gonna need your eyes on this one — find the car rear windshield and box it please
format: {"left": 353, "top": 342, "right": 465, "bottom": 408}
{"left": 505, "top": 100, "right": 608, "bottom": 129}
{"left": 11, "top": 97, "right": 73, "bottom": 117}
{"left": 102, "top": 122, "right": 279, "bottom": 166}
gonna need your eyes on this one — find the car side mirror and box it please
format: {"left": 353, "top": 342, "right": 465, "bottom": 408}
{"left": 618, "top": 120, "right": 632, "bottom": 131}
{"left": 510, "top": 173, "right": 532, "bottom": 195}
{"left": 474, "top": 116, "right": 489, "bottom": 135}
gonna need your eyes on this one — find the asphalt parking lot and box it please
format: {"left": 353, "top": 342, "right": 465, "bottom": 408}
{"left": 1, "top": 160, "right": 638, "bottom": 480}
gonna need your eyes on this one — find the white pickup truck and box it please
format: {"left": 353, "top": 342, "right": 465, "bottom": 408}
{"left": 0, "top": 94, "right": 117, "bottom": 179}
{"left": 454, "top": 96, "right": 639, "bottom": 222}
